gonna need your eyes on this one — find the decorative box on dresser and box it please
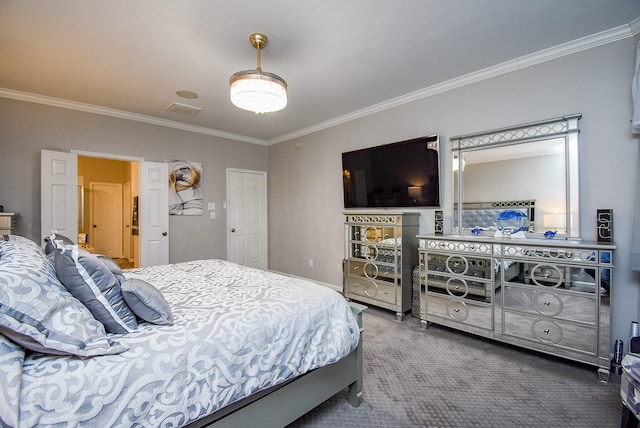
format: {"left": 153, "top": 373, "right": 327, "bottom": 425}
{"left": 0, "top": 213, "right": 19, "bottom": 235}
{"left": 344, "top": 212, "right": 419, "bottom": 320}
{"left": 418, "top": 234, "right": 615, "bottom": 380}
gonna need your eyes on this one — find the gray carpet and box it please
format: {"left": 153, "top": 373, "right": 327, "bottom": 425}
{"left": 288, "top": 307, "right": 622, "bottom": 428}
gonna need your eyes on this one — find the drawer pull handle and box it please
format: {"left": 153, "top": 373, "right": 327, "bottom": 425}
{"left": 543, "top": 329, "right": 550, "bottom": 335}
{"left": 384, "top": 291, "right": 389, "bottom": 295}
{"left": 454, "top": 308, "right": 460, "bottom": 313}
{"left": 544, "top": 301, "right": 550, "bottom": 306}
{"left": 354, "top": 266, "right": 360, "bottom": 270}
{"left": 354, "top": 284, "right": 359, "bottom": 287}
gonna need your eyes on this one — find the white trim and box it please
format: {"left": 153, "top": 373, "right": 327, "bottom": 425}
{"left": 268, "top": 23, "right": 635, "bottom": 145}
{"left": 268, "top": 269, "right": 343, "bottom": 293}
{"left": 72, "top": 150, "right": 145, "bottom": 162}
{"left": 0, "top": 21, "right": 636, "bottom": 146}
{"left": 0, "top": 88, "right": 268, "bottom": 146}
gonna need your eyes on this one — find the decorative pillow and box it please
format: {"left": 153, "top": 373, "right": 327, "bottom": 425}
{"left": 121, "top": 275, "right": 174, "bottom": 325}
{"left": 95, "top": 254, "right": 123, "bottom": 274}
{"left": 0, "top": 237, "right": 128, "bottom": 357}
{"left": 54, "top": 246, "right": 138, "bottom": 334}
{"left": 0, "top": 333, "right": 23, "bottom": 428}
{"left": 43, "top": 231, "right": 74, "bottom": 255}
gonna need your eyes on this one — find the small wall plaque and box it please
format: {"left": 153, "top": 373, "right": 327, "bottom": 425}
{"left": 596, "top": 209, "right": 613, "bottom": 242}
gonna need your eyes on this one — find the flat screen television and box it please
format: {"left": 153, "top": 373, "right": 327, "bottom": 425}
{"left": 342, "top": 134, "right": 440, "bottom": 208}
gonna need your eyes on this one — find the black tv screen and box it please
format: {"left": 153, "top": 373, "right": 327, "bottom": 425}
{"left": 342, "top": 135, "right": 440, "bottom": 208}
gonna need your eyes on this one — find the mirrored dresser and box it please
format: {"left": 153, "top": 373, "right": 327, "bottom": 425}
{"left": 344, "top": 212, "right": 419, "bottom": 320}
{"left": 418, "top": 234, "right": 615, "bottom": 380}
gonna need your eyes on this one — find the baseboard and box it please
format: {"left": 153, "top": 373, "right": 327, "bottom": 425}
{"left": 268, "top": 269, "right": 343, "bottom": 293}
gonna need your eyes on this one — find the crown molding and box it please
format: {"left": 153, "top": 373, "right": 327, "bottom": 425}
{"left": 0, "top": 20, "right": 636, "bottom": 147}
{"left": 0, "top": 88, "right": 269, "bottom": 146}
{"left": 268, "top": 22, "right": 635, "bottom": 145}
{"left": 630, "top": 17, "right": 640, "bottom": 36}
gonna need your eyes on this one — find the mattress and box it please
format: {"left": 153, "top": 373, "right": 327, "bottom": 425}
{"left": 17, "top": 259, "right": 360, "bottom": 427}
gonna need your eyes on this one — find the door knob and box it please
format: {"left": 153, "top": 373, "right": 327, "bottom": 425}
{"left": 162, "top": 231, "right": 167, "bottom": 236}
{"left": 231, "top": 228, "right": 236, "bottom": 233}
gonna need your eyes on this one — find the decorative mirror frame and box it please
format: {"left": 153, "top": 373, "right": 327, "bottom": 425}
{"left": 451, "top": 114, "right": 582, "bottom": 239}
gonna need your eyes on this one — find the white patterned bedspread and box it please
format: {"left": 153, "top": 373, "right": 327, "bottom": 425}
{"left": 18, "top": 260, "right": 360, "bottom": 427}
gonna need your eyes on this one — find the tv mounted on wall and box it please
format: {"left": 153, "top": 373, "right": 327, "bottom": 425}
{"left": 342, "top": 134, "right": 440, "bottom": 208}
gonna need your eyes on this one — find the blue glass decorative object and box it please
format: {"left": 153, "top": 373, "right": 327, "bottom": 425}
{"left": 471, "top": 227, "right": 483, "bottom": 235}
{"left": 496, "top": 210, "right": 528, "bottom": 234}
{"left": 544, "top": 230, "right": 557, "bottom": 239}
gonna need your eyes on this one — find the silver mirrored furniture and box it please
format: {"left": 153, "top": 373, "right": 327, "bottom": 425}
{"left": 344, "top": 212, "right": 419, "bottom": 321}
{"left": 419, "top": 114, "right": 616, "bottom": 380}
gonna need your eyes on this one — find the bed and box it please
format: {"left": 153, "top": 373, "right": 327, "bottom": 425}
{"left": 0, "top": 235, "right": 364, "bottom": 427}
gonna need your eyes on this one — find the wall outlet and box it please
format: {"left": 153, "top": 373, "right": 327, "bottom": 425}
{"left": 336, "top": 263, "right": 343, "bottom": 273}
{"left": 308, "top": 259, "right": 313, "bottom": 268}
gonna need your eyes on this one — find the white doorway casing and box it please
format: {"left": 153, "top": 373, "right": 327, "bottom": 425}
{"left": 227, "top": 168, "right": 267, "bottom": 270}
{"left": 41, "top": 150, "right": 169, "bottom": 267}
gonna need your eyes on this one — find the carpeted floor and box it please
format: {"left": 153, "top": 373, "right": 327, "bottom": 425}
{"left": 288, "top": 306, "right": 623, "bottom": 428}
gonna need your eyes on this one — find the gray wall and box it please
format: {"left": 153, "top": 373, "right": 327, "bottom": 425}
{"left": 268, "top": 38, "right": 640, "bottom": 353}
{"left": 0, "top": 98, "right": 268, "bottom": 262}
{"left": 1, "top": 35, "right": 638, "bottom": 356}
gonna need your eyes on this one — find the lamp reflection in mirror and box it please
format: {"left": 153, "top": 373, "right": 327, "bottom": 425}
{"left": 408, "top": 186, "right": 422, "bottom": 205}
{"left": 543, "top": 213, "right": 566, "bottom": 233}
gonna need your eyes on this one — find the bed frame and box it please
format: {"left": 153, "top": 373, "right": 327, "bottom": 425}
{"left": 188, "top": 302, "right": 366, "bottom": 428}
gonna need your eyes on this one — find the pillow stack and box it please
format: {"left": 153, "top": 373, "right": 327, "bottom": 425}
{"left": 0, "top": 234, "right": 174, "bottom": 358}
{"left": 46, "top": 232, "right": 173, "bottom": 331}
{"left": 0, "top": 235, "right": 128, "bottom": 357}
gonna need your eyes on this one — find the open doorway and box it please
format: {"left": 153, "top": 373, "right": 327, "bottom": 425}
{"left": 78, "top": 156, "right": 139, "bottom": 268}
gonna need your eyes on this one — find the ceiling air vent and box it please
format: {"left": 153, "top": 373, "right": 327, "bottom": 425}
{"left": 165, "top": 101, "right": 202, "bottom": 116}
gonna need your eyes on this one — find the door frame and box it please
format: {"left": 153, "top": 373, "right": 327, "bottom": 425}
{"left": 226, "top": 168, "right": 268, "bottom": 269}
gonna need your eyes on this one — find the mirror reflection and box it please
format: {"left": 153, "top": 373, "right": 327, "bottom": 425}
{"left": 454, "top": 138, "right": 566, "bottom": 234}
{"left": 451, "top": 114, "right": 581, "bottom": 239}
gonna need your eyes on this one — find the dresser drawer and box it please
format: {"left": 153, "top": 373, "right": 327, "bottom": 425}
{"left": 348, "top": 260, "right": 398, "bottom": 283}
{"left": 502, "top": 311, "right": 596, "bottom": 353}
{"left": 425, "top": 253, "right": 492, "bottom": 277}
{"left": 425, "top": 293, "right": 492, "bottom": 330}
{"left": 503, "top": 285, "right": 596, "bottom": 324}
{"left": 426, "top": 273, "right": 492, "bottom": 300}
{"left": 346, "top": 277, "right": 397, "bottom": 305}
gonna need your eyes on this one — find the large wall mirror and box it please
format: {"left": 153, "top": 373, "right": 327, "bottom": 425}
{"left": 452, "top": 114, "right": 581, "bottom": 239}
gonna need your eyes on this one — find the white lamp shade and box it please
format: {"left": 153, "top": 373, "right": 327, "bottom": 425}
{"left": 230, "top": 70, "right": 287, "bottom": 114}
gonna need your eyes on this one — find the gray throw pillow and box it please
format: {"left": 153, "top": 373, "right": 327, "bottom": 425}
{"left": 121, "top": 276, "right": 174, "bottom": 325}
{"left": 96, "top": 254, "right": 123, "bottom": 274}
{"left": 54, "top": 246, "right": 138, "bottom": 334}
{"left": 0, "top": 236, "right": 128, "bottom": 357}
{"left": 44, "top": 232, "right": 74, "bottom": 255}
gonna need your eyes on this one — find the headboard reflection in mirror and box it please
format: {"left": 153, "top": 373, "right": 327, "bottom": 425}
{"left": 451, "top": 114, "right": 581, "bottom": 239}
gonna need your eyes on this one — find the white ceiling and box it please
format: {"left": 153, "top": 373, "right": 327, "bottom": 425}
{"left": 1, "top": 1, "right": 639, "bottom": 145}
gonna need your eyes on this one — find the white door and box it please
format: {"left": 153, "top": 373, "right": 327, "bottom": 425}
{"left": 89, "top": 182, "right": 123, "bottom": 257}
{"left": 140, "top": 161, "right": 169, "bottom": 267}
{"left": 41, "top": 150, "right": 78, "bottom": 244}
{"left": 227, "top": 169, "right": 267, "bottom": 269}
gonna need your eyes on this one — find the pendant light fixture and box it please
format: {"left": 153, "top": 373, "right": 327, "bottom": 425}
{"left": 229, "top": 33, "right": 287, "bottom": 114}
